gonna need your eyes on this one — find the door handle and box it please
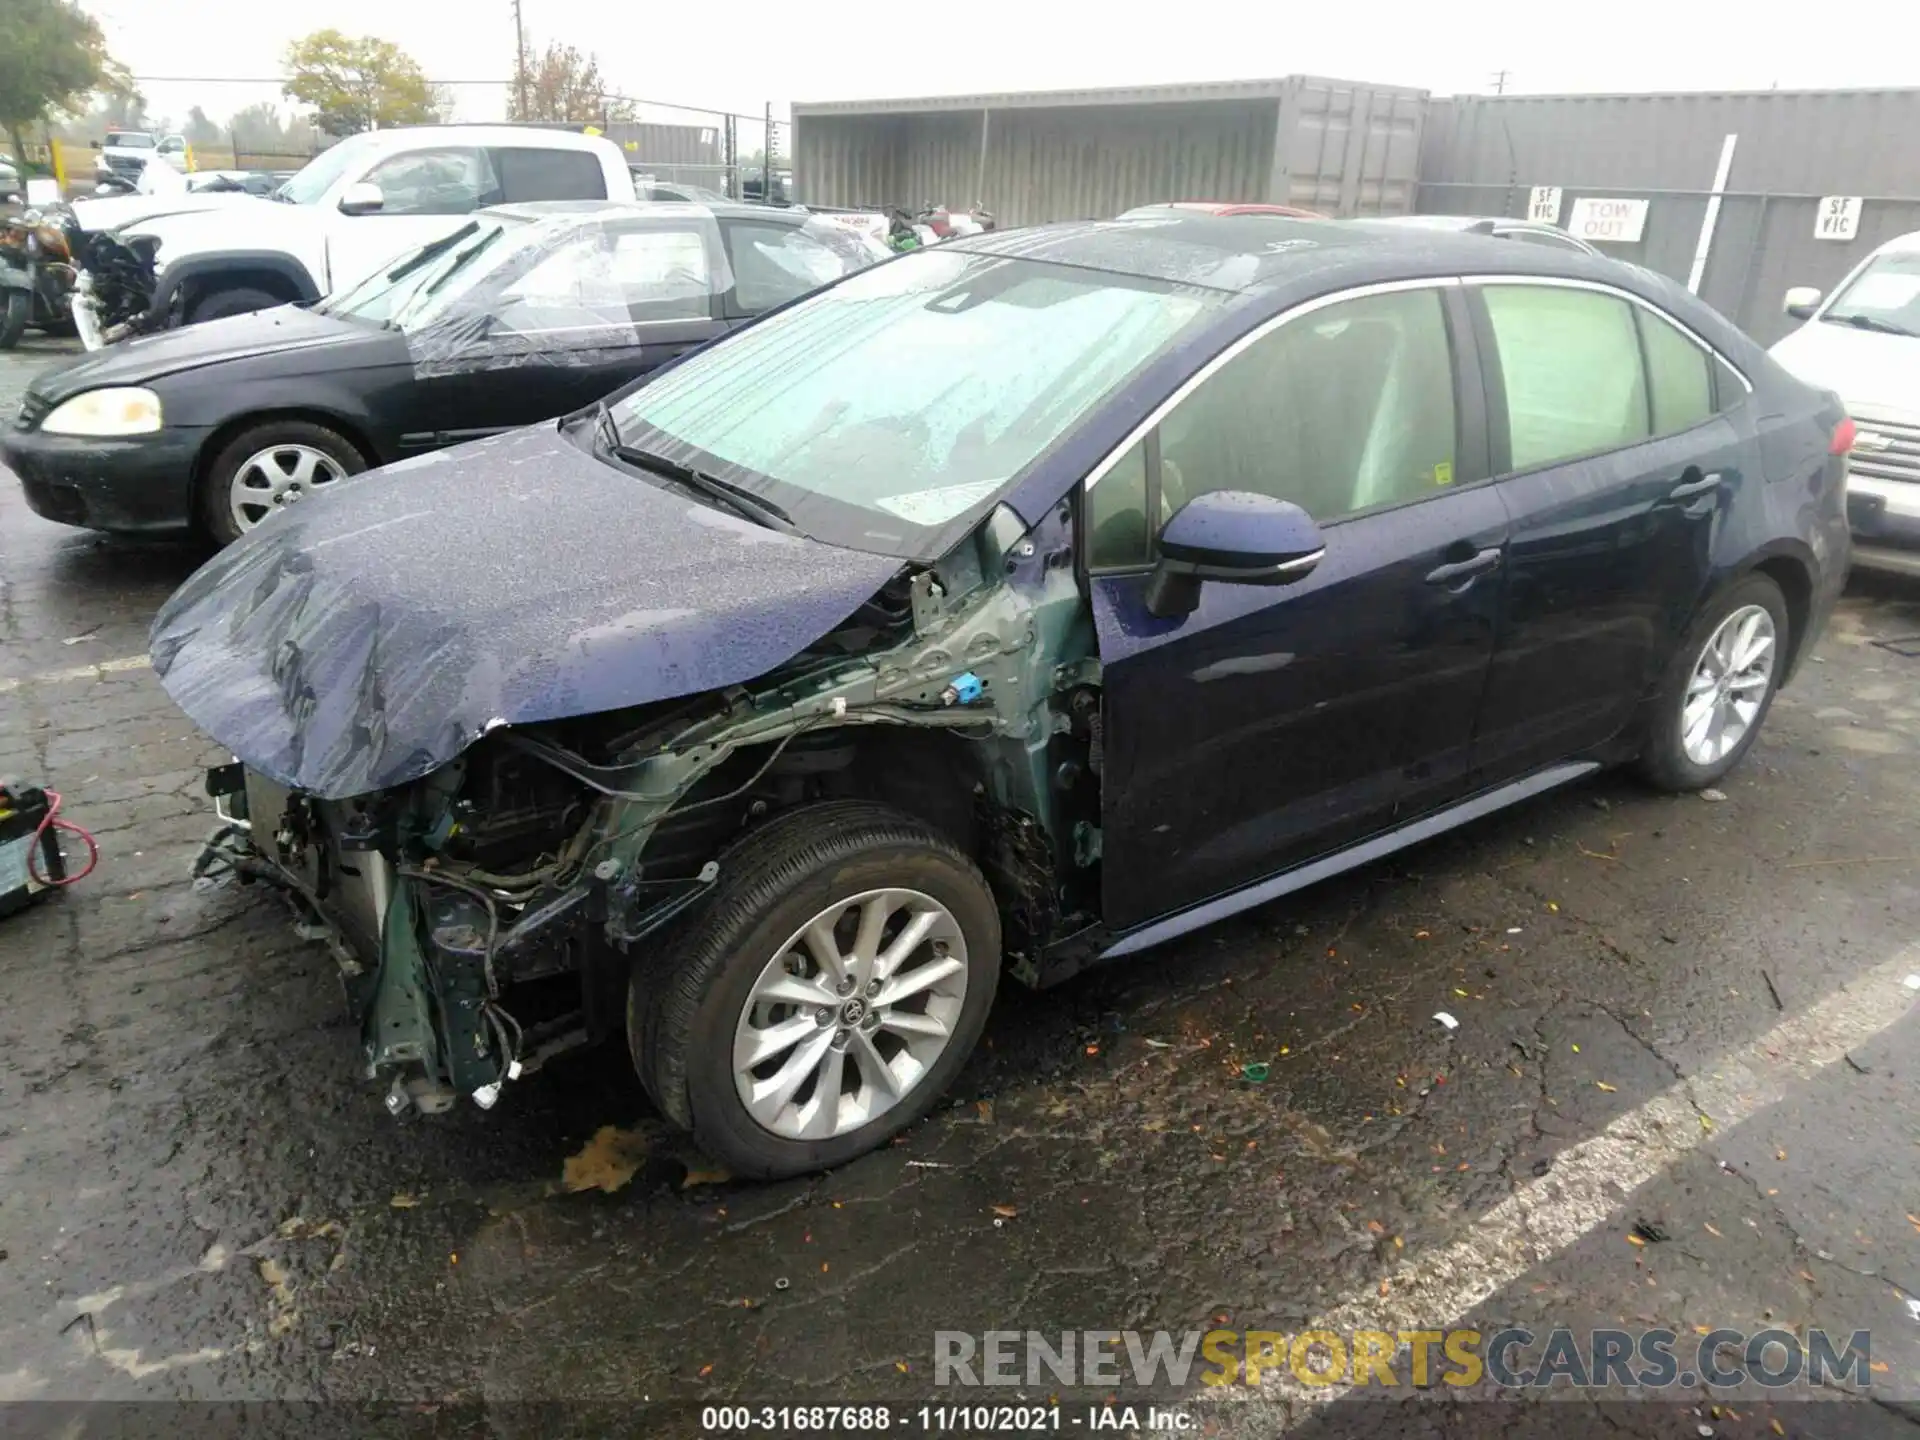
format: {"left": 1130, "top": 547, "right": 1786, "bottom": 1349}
{"left": 1668, "top": 469, "right": 1722, "bottom": 501}
{"left": 1425, "top": 547, "right": 1503, "bottom": 585}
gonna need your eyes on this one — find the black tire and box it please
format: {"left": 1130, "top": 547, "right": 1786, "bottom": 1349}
{"left": 0, "top": 289, "right": 28, "bottom": 350}
{"left": 186, "top": 285, "right": 283, "bottom": 325}
{"left": 631, "top": 800, "right": 1002, "bottom": 1179}
{"left": 196, "top": 419, "right": 366, "bottom": 546}
{"left": 1636, "top": 573, "right": 1791, "bottom": 792}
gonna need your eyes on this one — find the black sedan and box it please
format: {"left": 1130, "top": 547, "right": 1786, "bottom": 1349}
{"left": 4, "top": 201, "right": 884, "bottom": 543}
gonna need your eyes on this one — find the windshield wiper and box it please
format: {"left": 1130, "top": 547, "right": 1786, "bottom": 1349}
{"left": 604, "top": 433, "right": 799, "bottom": 535}
{"left": 384, "top": 221, "right": 481, "bottom": 283}
{"left": 419, "top": 228, "right": 502, "bottom": 299}
{"left": 1828, "top": 311, "right": 1918, "bottom": 338}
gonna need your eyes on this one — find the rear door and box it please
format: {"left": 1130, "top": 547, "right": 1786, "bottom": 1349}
{"left": 1468, "top": 278, "right": 1740, "bottom": 779}
{"left": 1090, "top": 281, "right": 1510, "bottom": 931}
{"left": 393, "top": 221, "right": 728, "bottom": 455}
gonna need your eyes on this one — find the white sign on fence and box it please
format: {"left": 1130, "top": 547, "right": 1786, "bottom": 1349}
{"left": 1527, "top": 186, "right": 1564, "bottom": 224}
{"left": 1567, "top": 197, "right": 1650, "bottom": 244}
{"left": 1815, "top": 196, "right": 1863, "bottom": 241}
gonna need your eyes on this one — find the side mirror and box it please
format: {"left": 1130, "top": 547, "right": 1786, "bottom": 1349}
{"left": 338, "top": 181, "right": 385, "bottom": 216}
{"left": 1784, "top": 285, "right": 1822, "bottom": 320}
{"left": 1143, "top": 490, "right": 1326, "bottom": 619}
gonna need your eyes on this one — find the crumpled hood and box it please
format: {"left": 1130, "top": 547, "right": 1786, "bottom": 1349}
{"left": 149, "top": 425, "right": 904, "bottom": 799}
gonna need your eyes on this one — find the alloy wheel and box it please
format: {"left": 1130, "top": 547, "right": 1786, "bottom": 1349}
{"left": 732, "top": 887, "right": 968, "bottom": 1140}
{"left": 229, "top": 443, "right": 349, "bottom": 531}
{"left": 1681, "top": 603, "right": 1777, "bottom": 767}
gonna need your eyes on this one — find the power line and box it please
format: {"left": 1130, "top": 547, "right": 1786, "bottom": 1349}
{"left": 128, "top": 75, "right": 514, "bottom": 86}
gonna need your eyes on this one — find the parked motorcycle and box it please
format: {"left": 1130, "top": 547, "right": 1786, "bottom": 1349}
{"left": 0, "top": 207, "right": 80, "bottom": 350}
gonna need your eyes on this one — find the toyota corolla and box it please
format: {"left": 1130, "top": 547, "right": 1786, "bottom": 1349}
{"left": 149, "top": 213, "right": 1850, "bottom": 1178}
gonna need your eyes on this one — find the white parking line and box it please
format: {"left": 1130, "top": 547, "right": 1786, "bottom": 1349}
{"left": 0, "top": 655, "right": 149, "bottom": 695}
{"left": 1249, "top": 950, "right": 1919, "bottom": 1417}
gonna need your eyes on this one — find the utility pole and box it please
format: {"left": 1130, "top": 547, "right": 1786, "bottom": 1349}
{"left": 764, "top": 101, "right": 774, "bottom": 202}
{"left": 1490, "top": 69, "right": 1510, "bottom": 95}
{"left": 513, "top": 0, "right": 529, "bottom": 119}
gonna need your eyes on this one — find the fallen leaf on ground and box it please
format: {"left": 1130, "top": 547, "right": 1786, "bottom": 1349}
{"left": 1704, "top": 1222, "right": 1723, "bottom": 1238}
{"left": 699, "top": 1364, "right": 714, "bottom": 1377}
{"left": 991, "top": 1204, "right": 1018, "bottom": 1218}
{"left": 389, "top": 1193, "right": 420, "bottom": 1209}
{"left": 682, "top": 1166, "right": 733, "bottom": 1189}
{"left": 1596, "top": 1082, "right": 1618, "bottom": 1093}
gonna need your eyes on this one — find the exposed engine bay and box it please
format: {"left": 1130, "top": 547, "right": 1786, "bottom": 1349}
{"left": 199, "top": 504, "right": 1105, "bottom": 1116}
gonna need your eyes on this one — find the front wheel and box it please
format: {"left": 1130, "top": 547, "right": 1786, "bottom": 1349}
{"left": 186, "top": 285, "right": 283, "bottom": 325}
{"left": 0, "top": 289, "right": 28, "bottom": 350}
{"left": 1638, "top": 573, "right": 1790, "bottom": 791}
{"left": 197, "top": 419, "right": 366, "bottom": 545}
{"left": 632, "top": 801, "right": 1002, "bottom": 1178}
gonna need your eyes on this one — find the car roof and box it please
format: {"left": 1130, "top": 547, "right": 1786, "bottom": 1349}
{"left": 483, "top": 199, "right": 810, "bottom": 226}
{"left": 1122, "top": 201, "right": 1329, "bottom": 219}
{"left": 1871, "top": 229, "right": 1920, "bottom": 256}
{"left": 346, "top": 125, "right": 614, "bottom": 155}
{"left": 950, "top": 212, "right": 1614, "bottom": 294}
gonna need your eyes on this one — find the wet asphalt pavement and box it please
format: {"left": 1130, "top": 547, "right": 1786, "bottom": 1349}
{"left": 1, "top": 338, "right": 1918, "bottom": 1440}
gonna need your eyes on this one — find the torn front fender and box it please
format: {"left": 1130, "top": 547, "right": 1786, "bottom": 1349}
{"left": 148, "top": 424, "right": 903, "bottom": 799}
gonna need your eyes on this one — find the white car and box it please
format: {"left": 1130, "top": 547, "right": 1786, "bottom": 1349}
{"left": 74, "top": 126, "right": 642, "bottom": 346}
{"left": 1768, "top": 230, "right": 1920, "bottom": 577}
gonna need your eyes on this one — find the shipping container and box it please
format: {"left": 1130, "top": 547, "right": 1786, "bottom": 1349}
{"left": 793, "top": 75, "right": 1426, "bottom": 228}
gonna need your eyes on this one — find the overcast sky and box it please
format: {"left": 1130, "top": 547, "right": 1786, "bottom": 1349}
{"left": 86, "top": 0, "right": 1915, "bottom": 138}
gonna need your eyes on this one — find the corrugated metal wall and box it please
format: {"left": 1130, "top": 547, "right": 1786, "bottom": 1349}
{"left": 795, "top": 101, "right": 1277, "bottom": 226}
{"left": 1419, "top": 90, "right": 1920, "bottom": 343}
{"left": 1274, "top": 79, "right": 1424, "bottom": 215}
{"left": 793, "top": 76, "right": 1425, "bottom": 227}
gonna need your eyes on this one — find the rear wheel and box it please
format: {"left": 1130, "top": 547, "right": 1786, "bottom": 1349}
{"left": 186, "top": 284, "right": 283, "bottom": 325}
{"left": 631, "top": 801, "right": 1001, "bottom": 1178}
{"left": 197, "top": 419, "right": 365, "bottom": 545}
{"left": 1637, "top": 573, "right": 1790, "bottom": 791}
{"left": 0, "top": 290, "right": 28, "bottom": 350}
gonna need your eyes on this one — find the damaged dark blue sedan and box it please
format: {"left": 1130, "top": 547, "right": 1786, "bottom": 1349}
{"left": 150, "top": 214, "right": 1852, "bottom": 1177}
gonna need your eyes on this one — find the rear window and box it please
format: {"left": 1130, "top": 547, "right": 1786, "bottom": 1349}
{"left": 495, "top": 148, "right": 608, "bottom": 203}
{"left": 106, "top": 133, "right": 155, "bottom": 149}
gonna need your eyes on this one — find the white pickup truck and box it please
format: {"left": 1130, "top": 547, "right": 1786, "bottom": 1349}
{"left": 75, "top": 126, "right": 641, "bottom": 345}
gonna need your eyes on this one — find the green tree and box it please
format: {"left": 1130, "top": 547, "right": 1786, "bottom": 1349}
{"left": 182, "top": 105, "right": 220, "bottom": 147}
{"left": 508, "top": 41, "right": 632, "bottom": 124}
{"left": 282, "top": 30, "right": 440, "bottom": 137}
{"left": 0, "top": 0, "right": 122, "bottom": 167}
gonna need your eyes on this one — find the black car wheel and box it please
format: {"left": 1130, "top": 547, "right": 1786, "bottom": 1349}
{"left": 186, "top": 285, "right": 282, "bottom": 325}
{"left": 198, "top": 419, "right": 366, "bottom": 545}
{"left": 0, "top": 290, "right": 28, "bottom": 350}
{"left": 631, "top": 800, "right": 1001, "bottom": 1178}
{"left": 1638, "top": 573, "right": 1790, "bottom": 791}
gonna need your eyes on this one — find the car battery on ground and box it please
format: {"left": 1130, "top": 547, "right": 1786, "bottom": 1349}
{"left": 0, "top": 782, "right": 97, "bottom": 917}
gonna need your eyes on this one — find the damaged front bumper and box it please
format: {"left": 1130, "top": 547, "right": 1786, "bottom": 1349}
{"left": 195, "top": 763, "right": 718, "bottom": 1117}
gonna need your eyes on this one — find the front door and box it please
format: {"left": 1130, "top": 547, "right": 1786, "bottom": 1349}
{"left": 1467, "top": 280, "right": 1733, "bottom": 778}
{"left": 1088, "top": 282, "right": 1508, "bottom": 932}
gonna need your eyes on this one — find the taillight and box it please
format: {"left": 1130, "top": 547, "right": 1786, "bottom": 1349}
{"left": 1830, "top": 417, "right": 1856, "bottom": 455}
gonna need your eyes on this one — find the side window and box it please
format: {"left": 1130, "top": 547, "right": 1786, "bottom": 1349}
{"left": 1157, "top": 288, "right": 1457, "bottom": 523}
{"left": 1637, "top": 307, "right": 1715, "bottom": 435}
{"left": 495, "top": 228, "right": 712, "bottom": 331}
{"left": 1085, "top": 439, "right": 1150, "bottom": 570}
{"left": 725, "top": 222, "right": 863, "bottom": 310}
{"left": 1483, "top": 285, "right": 1649, "bottom": 470}
{"left": 495, "top": 148, "right": 608, "bottom": 203}
{"left": 363, "top": 148, "right": 498, "bottom": 216}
